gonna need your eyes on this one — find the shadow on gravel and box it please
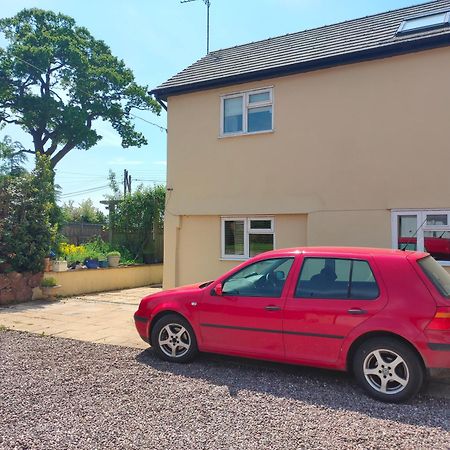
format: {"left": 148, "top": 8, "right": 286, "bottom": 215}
{"left": 135, "top": 348, "right": 450, "bottom": 430}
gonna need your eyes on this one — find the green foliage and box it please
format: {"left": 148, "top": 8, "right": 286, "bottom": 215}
{"left": 106, "top": 251, "right": 120, "bottom": 257}
{"left": 0, "top": 135, "right": 28, "bottom": 176}
{"left": 107, "top": 170, "right": 121, "bottom": 200}
{"left": 61, "top": 199, "right": 106, "bottom": 224}
{"left": 58, "top": 238, "right": 126, "bottom": 264}
{"left": 109, "top": 184, "right": 165, "bottom": 261}
{"left": 0, "top": 155, "right": 57, "bottom": 273}
{"left": 41, "top": 276, "right": 57, "bottom": 287}
{"left": 0, "top": 8, "right": 161, "bottom": 168}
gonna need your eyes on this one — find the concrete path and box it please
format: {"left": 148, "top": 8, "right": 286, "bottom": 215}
{"left": 0, "top": 287, "right": 449, "bottom": 399}
{"left": 0, "top": 287, "right": 160, "bottom": 349}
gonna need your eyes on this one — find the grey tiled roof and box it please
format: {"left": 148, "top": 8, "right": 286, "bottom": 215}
{"left": 152, "top": 0, "right": 450, "bottom": 99}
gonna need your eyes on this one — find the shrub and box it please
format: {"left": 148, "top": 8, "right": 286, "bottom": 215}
{"left": 0, "top": 155, "right": 57, "bottom": 273}
{"left": 107, "top": 251, "right": 120, "bottom": 257}
{"left": 41, "top": 277, "right": 57, "bottom": 287}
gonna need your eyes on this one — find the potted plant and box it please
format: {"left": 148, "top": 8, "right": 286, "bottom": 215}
{"left": 84, "top": 256, "right": 99, "bottom": 269}
{"left": 98, "top": 254, "right": 108, "bottom": 268}
{"left": 52, "top": 259, "right": 68, "bottom": 272}
{"left": 40, "top": 277, "right": 61, "bottom": 300}
{"left": 107, "top": 251, "right": 120, "bottom": 267}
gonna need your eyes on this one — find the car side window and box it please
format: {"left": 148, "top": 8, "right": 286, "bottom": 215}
{"left": 222, "top": 257, "right": 294, "bottom": 298}
{"left": 295, "top": 258, "right": 379, "bottom": 300}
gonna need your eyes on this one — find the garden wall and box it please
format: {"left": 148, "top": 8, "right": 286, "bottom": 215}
{"left": 0, "top": 272, "right": 43, "bottom": 305}
{"left": 35, "top": 264, "right": 163, "bottom": 299}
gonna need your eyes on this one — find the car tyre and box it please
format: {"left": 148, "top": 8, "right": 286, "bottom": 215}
{"left": 353, "top": 337, "right": 424, "bottom": 403}
{"left": 151, "top": 314, "right": 198, "bottom": 363}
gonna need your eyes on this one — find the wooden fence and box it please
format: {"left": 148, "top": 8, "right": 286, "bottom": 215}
{"left": 61, "top": 223, "right": 108, "bottom": 245}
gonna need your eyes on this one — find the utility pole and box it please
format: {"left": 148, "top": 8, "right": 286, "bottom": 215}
{"left": 181, "top": 0, "right": 211, "bottom": 54}
{"left": 123, "top": 169, "right": 132, "bottom": 196}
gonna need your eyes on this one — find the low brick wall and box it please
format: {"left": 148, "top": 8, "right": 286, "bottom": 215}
{"left": 36, "top": 264, "right": 163, "bottom": 299}
{"left": 0, "top": 272, "right": 43, "bottom": 305}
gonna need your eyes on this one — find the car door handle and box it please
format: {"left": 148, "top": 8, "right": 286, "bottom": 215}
{"left": 265, "top": 305, "right": 281, "bottom": 311}
{"left": 348, "top": 308, "right": 367, "bottom": 315}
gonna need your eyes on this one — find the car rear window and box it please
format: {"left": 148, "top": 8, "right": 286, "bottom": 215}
{"left": 417, "top": 256, "right": 450, "bottom": 298}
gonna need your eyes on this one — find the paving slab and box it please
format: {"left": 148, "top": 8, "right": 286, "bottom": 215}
{"left": 0, "top": 287, "right": 160, "bottom": 350}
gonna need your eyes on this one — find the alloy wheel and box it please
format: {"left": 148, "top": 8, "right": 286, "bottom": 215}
{"left": 158, "top": 323, "right": 191, "bottom": 358}
{"left": 363, "top": 348, "right": 409, "bottom": 395}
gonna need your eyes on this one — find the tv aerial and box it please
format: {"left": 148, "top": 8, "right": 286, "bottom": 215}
{"left": 181, "top": 0, "right": 211, "bottom": 54}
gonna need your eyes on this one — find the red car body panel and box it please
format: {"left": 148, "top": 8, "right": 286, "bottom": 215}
{"left": 134, "top": 247, "right": 450, "bottom": 371}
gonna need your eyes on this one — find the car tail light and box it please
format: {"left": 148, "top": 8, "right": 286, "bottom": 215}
{"left": 426, "top": 307, "right": 450, "bottom": 330}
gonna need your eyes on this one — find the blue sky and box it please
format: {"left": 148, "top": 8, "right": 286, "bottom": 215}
{"left": 0, "top": 0, "right": 425, "bottom": 208}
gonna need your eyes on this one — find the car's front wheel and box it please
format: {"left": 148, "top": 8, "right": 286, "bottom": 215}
{"left": 352, "top": 337, "right": 424, "bottom": 403}
{"left": 151, "top": 314, "right": 198, "bottom": 363}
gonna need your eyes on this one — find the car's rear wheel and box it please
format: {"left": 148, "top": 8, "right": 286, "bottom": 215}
{"left": 151, "top": 314, "right": 198, "bottom": 363}
{"left": 352, "top": 337, "right": 424, "bottom": 403}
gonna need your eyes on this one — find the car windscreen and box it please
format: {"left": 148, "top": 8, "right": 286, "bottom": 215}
{"left": 417, "top": 256, "right": 450, "bottom": 298}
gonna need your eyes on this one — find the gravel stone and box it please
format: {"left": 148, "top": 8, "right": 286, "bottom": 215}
{"left": 0, "top": 330, "right": 449, "bottom": 450}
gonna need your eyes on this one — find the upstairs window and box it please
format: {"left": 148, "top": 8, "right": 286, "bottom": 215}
{"left": 397, "top": 11, "right": 450, "bottom": 35}
{"left": 221, "top": 88, "right": 273, "bottom": 136}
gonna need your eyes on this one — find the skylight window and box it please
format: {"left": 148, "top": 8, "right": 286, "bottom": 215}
{"left": 397, "top": 11, "right": 450, "bottom": 35}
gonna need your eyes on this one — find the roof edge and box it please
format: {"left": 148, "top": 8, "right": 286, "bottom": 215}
{"left": 151, "top": 33, "right": 450, "bottom": 100}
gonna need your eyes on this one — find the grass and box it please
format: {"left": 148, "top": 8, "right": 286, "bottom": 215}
{"left": 0, "top": 324, "right": 9, "bottom": 332}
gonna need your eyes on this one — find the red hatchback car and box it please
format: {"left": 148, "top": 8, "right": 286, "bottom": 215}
{"left": 134, "top": 247, "right": 450, "bottom": 402}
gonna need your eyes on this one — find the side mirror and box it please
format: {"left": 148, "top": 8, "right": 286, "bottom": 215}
{"left": 214, "top": 283, "right": 223, "bottom": 296}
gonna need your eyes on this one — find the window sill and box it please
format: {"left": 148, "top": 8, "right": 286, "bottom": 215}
{"left": 218, "top": 129, "right": 274, "bottom": 139}
{"left": 220, "top": 257, "right": 248, "bottom": 261}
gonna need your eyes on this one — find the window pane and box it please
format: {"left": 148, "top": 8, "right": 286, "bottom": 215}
{"left": 249, "top": 233, "right": 273, "bottom": 257}
{"left": 418, "top": 256, "right": 450, "bottom": 298}
{"left": 250, "top": 219, "right": 272, "bottom": 230}
{"left": 349, "top": 260, "right": 379, "bottom": 299}
{"left": 295, "top": 258, "right": 350, "bottom": 299}
{"left": 248, "top": 106, "right": 272, "bottom": 132}
{"left": 224, "top": 220, "right": 245, "bottom": 256}
{"left": 398, "top": 215, "right": 417, "bottom": 251}
{"left": 223, "top": 257, "right": 294, "bottom": 297}
{"left": 249, "top": 92, "right": 270, "bottom": 103}
{"left": 426, "top": 214, "right": 448, "bottom": 226}
{"left": 402, "top": 13, "right": 447, "bottom": 32}
{"left": 424, "top": 231, "right": 450, "bottom": 261}
{"left": 223, "top": 97, "right": 243, "bottom": 133}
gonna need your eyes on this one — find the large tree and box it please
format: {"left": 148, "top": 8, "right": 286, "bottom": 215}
{"left": 0, "top": 8, "right": 160, "bottom": 168}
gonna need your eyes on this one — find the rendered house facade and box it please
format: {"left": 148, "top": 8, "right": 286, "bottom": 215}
{"left": 152, "top": 0, "right": 450, "bottom": 288}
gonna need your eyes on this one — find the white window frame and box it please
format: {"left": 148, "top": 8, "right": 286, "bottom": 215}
{"left": 221, "top": 217, "right": 275, "bottom": 260}
{"left": 391, "top": 209, "right": 450, "bottom": 265}
{"left": 220, "top": 87, "right": 273, "bottom": 137}
{"left": 397, "top": 10, "right": 450, "bottom": 35}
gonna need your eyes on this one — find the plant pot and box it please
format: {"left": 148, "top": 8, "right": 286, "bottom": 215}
{"left": 98, "top": 260, "right": 109, "bottom": 268}
{"left": 107, "top": 255, "right": 120, "bottom": 267}
{"left": 52, "top": 260, "right": 68, "bottom": 272}
{"left": 41, "top": 285, "right": 62, "bottom": 300}
{"left": 43, "top": 257, "right": 52, "bottom": 272}
{"left": 84, "top": 258, "right": 99, "bottom": 269}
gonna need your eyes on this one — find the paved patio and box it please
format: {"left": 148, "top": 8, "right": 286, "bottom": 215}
{"left": 0, "top": 286, "right": 449, "bottom": 399}
{"left": 0, "top": 287, "right": 160, "bottom": 349}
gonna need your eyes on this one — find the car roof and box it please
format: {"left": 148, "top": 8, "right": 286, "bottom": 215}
{"left": 258, "top": 246, "right": 429, "bottom": 260}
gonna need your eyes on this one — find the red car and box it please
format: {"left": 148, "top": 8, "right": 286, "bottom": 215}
{"left": 134, "top": 247, "right": 450, "bottom": 402}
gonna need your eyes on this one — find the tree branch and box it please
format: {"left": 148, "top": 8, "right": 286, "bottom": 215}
{"left": 50, "top": 142, "right": 75, "bottom": 168}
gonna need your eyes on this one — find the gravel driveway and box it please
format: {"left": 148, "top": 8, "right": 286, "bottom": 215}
{"left": 1, "top": 330, "right": 449, "bottom": 450}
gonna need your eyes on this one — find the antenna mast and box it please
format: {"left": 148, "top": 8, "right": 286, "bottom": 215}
{"left": 181, "top": 0, "right": 211, "bottom": 54}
